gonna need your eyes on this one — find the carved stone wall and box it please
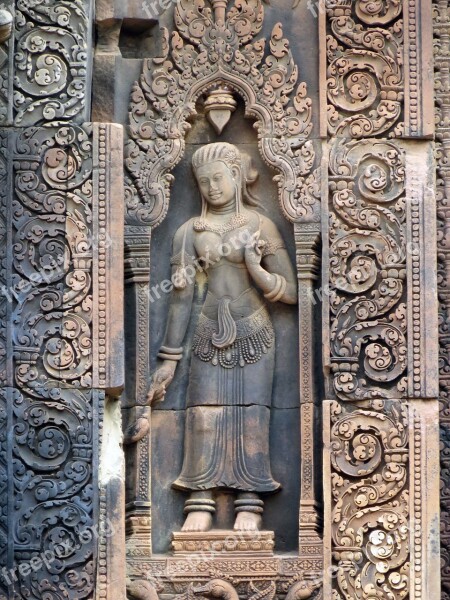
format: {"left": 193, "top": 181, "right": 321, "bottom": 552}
{"left": 0, "top": 0, "right": 444, "bottom": 599}
{"left": 0, "top": 121, "right": 124, "bottom": 600}
{"left": 0, "top": 1, "right": 125, "bottom": 598}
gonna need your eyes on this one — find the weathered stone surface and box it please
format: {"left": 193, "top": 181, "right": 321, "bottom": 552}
{"left": 0, "top": 0, "right": 444, "bottom": 598}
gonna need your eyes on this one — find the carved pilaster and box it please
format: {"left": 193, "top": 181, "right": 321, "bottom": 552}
{"left": 294, "top": 223, "right": 322, "bottom": 561}
{"left": 0, "top": 124, "right": 125, "bottom": 599}
{"left": 124, "top": 226, "right": 152, "bottom": 564}
{"left": 322, "top": 2, "right": 440, "bottom": 598}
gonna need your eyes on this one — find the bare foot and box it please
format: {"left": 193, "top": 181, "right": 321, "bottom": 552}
{"left": 233, "top": 511, "right": 262, "bottom": 532}
{"left": 181, "top": 511, "right": 213, "bottom": 532}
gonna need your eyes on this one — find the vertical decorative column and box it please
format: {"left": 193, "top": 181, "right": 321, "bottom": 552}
{"left": 435, "top": 1, "right": 450, "bottom": 597}
{"left": 0, "top": 0, "right": 13, "bottom": 126}
{"left": 295, "top": 223, "right": 322, "bottom": 564}
{"left": 123, "top": 226, "right": 153, "bottom": 566}
{"left": 321, "top": 2, "right": 440, "bottom": 599}
{"left": 0, "top": 123, "right": 124, "bottom": 600}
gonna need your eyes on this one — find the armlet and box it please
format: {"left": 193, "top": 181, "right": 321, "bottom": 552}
{"left": 261, "top": 238, "right": 286, "bottom": 258}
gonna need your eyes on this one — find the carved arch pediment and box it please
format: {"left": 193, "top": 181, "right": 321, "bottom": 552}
{"left": 125, "top": 0, "right": 319, "bottom": 227}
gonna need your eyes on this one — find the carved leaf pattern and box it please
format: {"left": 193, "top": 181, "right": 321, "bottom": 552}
{"left": 13, "top": 0, "right": 90, "bottom": 126}
{"left": 328, "top": 138, "right": 407, "bottom": 401}
{"left": 4, "top": 125, "right": 97, "bottom": 599}
{"left": 125, "top": 0, "right": 317, "bottom": 227}
{"left": 330, "top": 400, "right": 409, "bottom": 600}
{"left": 326, "top": 0, "right": 404, "bottom": 137}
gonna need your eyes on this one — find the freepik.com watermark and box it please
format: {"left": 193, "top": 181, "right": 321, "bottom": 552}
{"left": 142, "top": 0, "right": 178, "bottom": 19}
{"left": 146, "top": 225, "right": 422, "bottom": 306}
{"left": 0, "top": 231, "right": 113, "bottom": 305}
{"left": 0, "top": 518, "right": 116, "bottom": 587}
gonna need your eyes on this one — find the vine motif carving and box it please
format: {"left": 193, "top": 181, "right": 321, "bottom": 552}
{"left": 325, "top": 0, "right": 404, "bottom": 138}
{"left": 125, "top": 0, "right": 318, "bottom": 228}
{"left": 328, "top": 138, "right": 407, "bottom": 401}
{"left": 13, "top": 0, "right": 91, "bottom": 126}
{"left": 434, "top": 0, "right": 450, "bottom": 597}
{"left": 3, "top": 125, "right": 97, "bottom": 598}
{"left": 329, "top": 400, "right": 410, "bottom": 600}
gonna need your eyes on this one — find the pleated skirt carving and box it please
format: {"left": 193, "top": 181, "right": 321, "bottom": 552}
{"left": 173, "top": 345, "right": 280, "bottom": 493}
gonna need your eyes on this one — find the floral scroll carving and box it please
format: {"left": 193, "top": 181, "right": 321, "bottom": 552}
{"left": 328, "top": 138, "right": 407, "bottom": 401}
{"left": 12, "top": 124, "right": 96, "bottom": 598}
{"left": 12, "top": 125, "right": 94, "bottom": 393}
{"left": 0, "top": 125, "right": 100, "bottom": 599}
{"left": 329, "top": 400, "right": 409, "bottom": 600}
{"left": 13, "top": 0, "right": 92, "bottom": 126}
{"left": 125, "top": 0, "right": 318, "bottom": 228}
{"left": 325, "top": 0, "right": 404, "bottom": 138}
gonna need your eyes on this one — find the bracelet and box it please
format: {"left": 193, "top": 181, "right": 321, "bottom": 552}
{"left": 264, "top": 274, "right": 287, "bottom": 303}
{"left": 157, "top": 345, "right": 183, "bottom": 361}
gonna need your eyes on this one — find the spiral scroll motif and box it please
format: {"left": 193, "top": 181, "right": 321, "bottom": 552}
{"left": 13, "top": 0, "right": 90, "bottom": 126}
{"left": 328, "top": 139, "right": 407, "bottom": 401}
{"left": 8, "top": 125, "right": 96, "bottom": 598}
{"left": 330, "top": 401, "right": 409, "bottom": 600}
{"left": 326, "top": 0, "right": 404, "bottom": 137}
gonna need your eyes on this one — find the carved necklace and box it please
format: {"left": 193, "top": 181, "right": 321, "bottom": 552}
{"left": 193, "top": 213, "right": 249, "bottom": 236}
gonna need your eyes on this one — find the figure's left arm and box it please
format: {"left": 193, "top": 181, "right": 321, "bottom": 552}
{"left": 245, "top": 217, "right": 298, "bottom": 305}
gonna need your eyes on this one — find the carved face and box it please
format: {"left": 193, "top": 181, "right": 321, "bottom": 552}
{"left": 195, "top": 160, "right": 237, "bottom": 208}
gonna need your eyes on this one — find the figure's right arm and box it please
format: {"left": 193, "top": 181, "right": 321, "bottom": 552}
{"left": 147, "top": 221, "right": 197, "bottom": 405}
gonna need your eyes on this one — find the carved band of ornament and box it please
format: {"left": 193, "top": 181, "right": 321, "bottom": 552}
{"left": 13, "top": 0, "right": 91, "bottom": 126}
{"left": 325, "top": 0, "right": 404, "bottom": 138}
{"left": 125, "top": 0, "right": 319, "bottom": 229}
{"left": 435, "top": 1, "right": 450, "bottom": 597}
{"left": 329, "top": 400, "right": 410, "bottom": 600}
{"left": 411, "top": 412, "right": 422, "bottom": 598}
{"left": 7, "top": 125, "right": 97, "bottom": 598}
{"left": 96, "top": 124, "right": 108, "bottom": 388}
{"left": 327, "top": 139, "right": 407, "bottom": 401}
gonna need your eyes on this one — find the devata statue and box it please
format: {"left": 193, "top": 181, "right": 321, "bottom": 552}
{"left": 148, "top": 143, "right": 297, "bottom": 533}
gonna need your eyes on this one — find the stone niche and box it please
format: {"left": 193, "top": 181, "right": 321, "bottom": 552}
{"left": 119, "top": 0, "right": 326, "bottom": 596}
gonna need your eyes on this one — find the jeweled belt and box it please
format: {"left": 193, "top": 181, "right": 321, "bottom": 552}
{"left": 192, "top": 304, "right": 274, "bottom": 368}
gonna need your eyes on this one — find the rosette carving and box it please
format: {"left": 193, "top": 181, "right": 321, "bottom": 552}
{"left": 330, "top": 401, "right": 409, "bottom": 600}
{"left": 126, "top": 0, "right": 318, "bottom": 227}
{"left": 328, "top": 139, "right": 407, "bottom": 401}
{"left": 326, "top": 0, "right": 404, "bottom": 137}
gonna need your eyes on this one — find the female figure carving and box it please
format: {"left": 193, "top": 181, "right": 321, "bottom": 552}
{"left": 148, "top": 143, "right": 297, "bottom": 532}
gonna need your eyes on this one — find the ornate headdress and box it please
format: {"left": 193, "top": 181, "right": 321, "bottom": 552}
{"left": 192, "top": 142, "right": 242, "bottom": 172}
